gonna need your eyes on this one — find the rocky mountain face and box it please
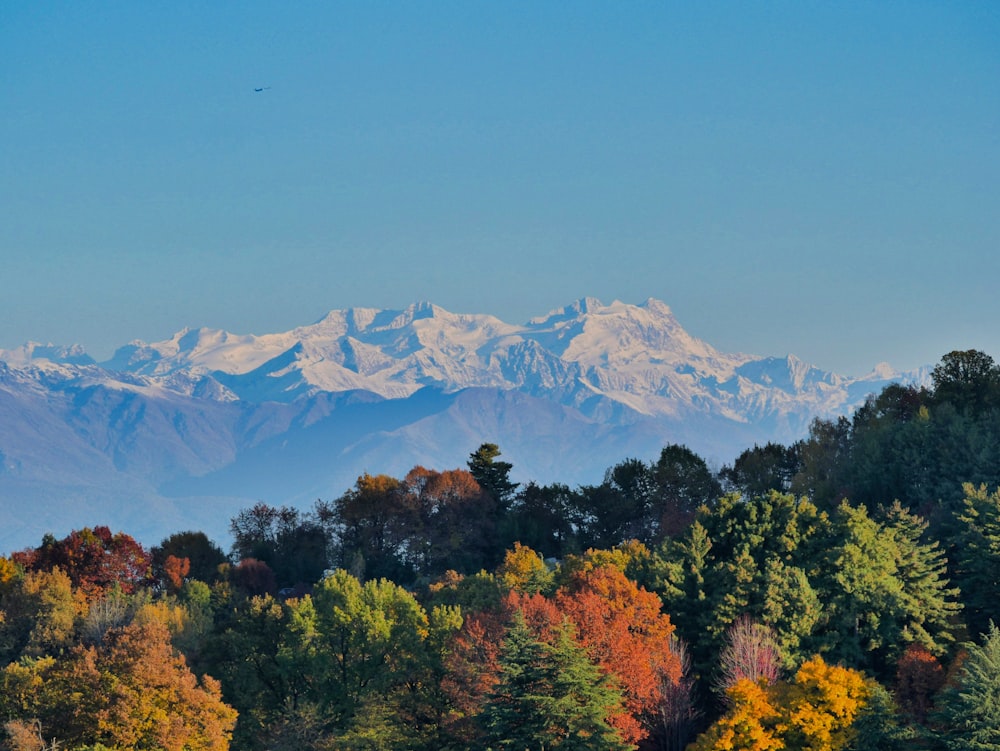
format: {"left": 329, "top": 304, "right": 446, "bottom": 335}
{"left": 0, "top": 298, "right": 919, "bottom": 551}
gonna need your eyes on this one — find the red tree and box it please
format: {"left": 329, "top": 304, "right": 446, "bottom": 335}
{"left": 555, "top": 565, "right": 683, "bottom": 744}
{"left": 895, "top": 643, "right": 945, "bottom": 724}
{"left": 13, "top": 527, "right": 152, "bottom": 599}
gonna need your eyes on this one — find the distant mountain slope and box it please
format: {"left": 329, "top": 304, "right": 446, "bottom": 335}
{"left": 0, "top": 298, "right": 923, "bottom": 552}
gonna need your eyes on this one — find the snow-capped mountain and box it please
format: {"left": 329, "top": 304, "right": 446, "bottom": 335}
{"left": 0, "top": 298, "right": 922, "bottom": 552}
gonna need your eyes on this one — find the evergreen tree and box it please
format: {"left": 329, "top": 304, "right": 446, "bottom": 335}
{"left": 847, "top": 683, "right": 915, "bottom": 751}
{"left": 481, "top": 613, "right": 632, "bottom": 751}
{"left": 954, "top": 483, "right": 1000, "bottom": 637}
{"left": 721, "top": 442, "right": 801, "bottom": 497}
{"left": 649, "top": 444, "right": 722, "bottom": 540}
{"left": 468, "top": 443, "right": 518, "bottom": 508}
{"left": 935, "top": 623, "right": 1000, "bottom": 751}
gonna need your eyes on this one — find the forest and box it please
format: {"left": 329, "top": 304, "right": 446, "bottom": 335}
{"left": 3, "top": 349, "right": 1000, "bottom": 750}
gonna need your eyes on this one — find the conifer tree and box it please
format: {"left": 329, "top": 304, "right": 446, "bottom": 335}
{"left": 934, "top": 622, "right": 1000, "bottom": 751}
{"left": 481, "top": 613, "right": 632, "bottom": 751}
{"left": 468, "top": 443, "right": 518, "bottom": 507}
{"left": 955, "top": 483, "right": 1000, "bottom": 637}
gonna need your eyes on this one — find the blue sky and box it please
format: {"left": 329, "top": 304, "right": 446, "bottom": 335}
{"left": 1, "top": 2, "right": 997, "bottom": 376}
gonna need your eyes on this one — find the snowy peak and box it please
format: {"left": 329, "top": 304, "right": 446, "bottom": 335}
{"left": 0, "top": 298, "right": 917, "bottom": 423}
{"left": 0, "top": 342, "right": 95, "bottom": 368}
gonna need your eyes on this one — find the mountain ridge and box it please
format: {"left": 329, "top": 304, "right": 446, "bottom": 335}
{"left": 0, "top": 298, "right": 926, "bottom": 552}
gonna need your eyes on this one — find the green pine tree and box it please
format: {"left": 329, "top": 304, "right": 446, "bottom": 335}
{"left": 934, "top": 623, "right": 1000, "bottom": 751}
{"left": 481, "top": 613, "right": 632, "bottom": 751}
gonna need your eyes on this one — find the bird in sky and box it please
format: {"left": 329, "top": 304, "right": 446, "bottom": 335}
{"left": 254, "top": 86, "right": 271, "bottom": 92}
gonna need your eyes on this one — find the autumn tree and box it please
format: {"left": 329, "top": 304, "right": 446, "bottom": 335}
{"left": 650, "top": 635, "right": 700, "bottom": 751}
{"left": 689, "top": 656, "right": 872, "bottom": 751}
{"left": 773, "top": 656, "right": 872, "bottom": 751}
{"left": 0, "top": 568, "right": 78, "bottom": 664}
{"left": 556, "top": 565, "right": 681, "bottom": 743}
{"left": 687, "top": 678, "right": 783, "bottom": 751}
{"left": 330, "top": 474, "right": 415, "bottom": 582}
{"left": 0, "top": 620, "right": 236, "bottom": 751}
{"left": 12, "top": 527, "right": 151, "bottom": 599}
{"left": 496, "top": 542, "right": 555, "bottom": 596}
{"left": 714, "top": 615, "right": 782, "bottom": 697}
{"left": 894, "top": 643, "right": 945, "bottom": 725}
{"left": 403, "top": 466, "right": 497, "bottom": 576}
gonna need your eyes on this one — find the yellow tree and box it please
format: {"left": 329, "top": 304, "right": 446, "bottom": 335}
{"left": 774, "top": 656, "right": 872, "bottom": 751}
{"left": 688, "top": 656, "right": 872, "bottom": 751}
{"left": 687, "top": 678, "right": 783, "bottom": 751}
{"left": 1, "top": 620, "right": 236, "bottom": 750}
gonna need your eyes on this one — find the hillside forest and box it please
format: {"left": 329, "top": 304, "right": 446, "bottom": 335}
{"left": 3, "top": 350, "right": 1000, "bottom": 750}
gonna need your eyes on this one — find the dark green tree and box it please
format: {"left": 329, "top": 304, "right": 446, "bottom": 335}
{"left": 721, "top": 442, "right": 801, "bottom": 498}
{"left": 934, "top": 623, "right": 1000, "bottom": 751}
{"left": 481, "top": 613, "right": 631, "bottom": 751}
{"left": 790, "top": 416, "right": 853, "bottom": 509}
{"left": 573, "top": 459, "right": 653, "bottom": 548}
{"left": 152, "top": 531, "right": 228, "bottom": 584}
{"left": 954, "top": 483, "right": 1000, "bottom": 637}
{"left": 654, "top": 493, "right": 825, "bottom": 678}
{"left": 501, "top": 481, "right": 579, "bottom": 559}
{"left": 229, "top": 503, "right": 332, "bottom": 588}
{"left": 467, "top": 443, "right": 518, "bottom": 508}
{"left": 650, "top": 444, "right": 722, "bottom": 539}
{"left": 846, "top": 682, "right": 915, "bottom": 751}
{"left": 930, "top": 349, "right": 1000, "bottom": 413}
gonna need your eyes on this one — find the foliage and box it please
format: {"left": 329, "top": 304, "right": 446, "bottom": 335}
{"left": 895, "top": 643, "right": 945, "bottom": 725}
{"left": 481, "top": 613, "right": 633, "bottom": 751}
{"left": 655, "top": 492, "right": 825, "bottom": 677}
{"left": 0, "top": 621, "right": 236, "bottom": 751}
{"left": 229, "top": 503, "right": 330, "bottom": 588}
{"left": 774, "top": 656, "right": 872, "bottom": 751}
{"left": 687, "top": 678, "right": 783, "bottom": 751}
{"left": 954, "top": 483, "right": 1000, "bottom": 636}
{"left": 722, "top": 442, "right": 801, "bottom": 498}
{"left": 714, "top": 615, "right": 781, "bottom": 696}
{"left": 152, "top": 531, "right": 227, "bottom": 584}
{"left": 12, "top": 527, "right": 151, "bottom": 599}
{"left": 933, "top": 622, "right": 1000, "bottom": 751}
{"left": 689, "top": 656, "right": 872, "bottom": 751}
{"left": 467, "top": 442, "right": 518, "bottom": 507}
{"left": 820, "top": 502, "right": 959, "bottom": 676}
{"left": 496, "top": 542, "right": 554, "bottom": 595}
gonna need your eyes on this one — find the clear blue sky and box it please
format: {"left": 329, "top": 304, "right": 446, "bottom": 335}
{"left": 1, "top": 2, "right": 997, "bottom": 376}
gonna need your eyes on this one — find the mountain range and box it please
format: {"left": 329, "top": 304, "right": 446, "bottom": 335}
{"left": 0, "top": 298, "right": 923, "bottom": 552}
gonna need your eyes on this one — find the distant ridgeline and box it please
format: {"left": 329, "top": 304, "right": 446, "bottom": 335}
{"left": 0, "top": 298, "right": 926, "bottom": 550}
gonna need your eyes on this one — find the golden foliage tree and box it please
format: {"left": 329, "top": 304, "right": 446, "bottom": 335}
{"left": 689, "top": 656, "right": 872, "bottom": 751}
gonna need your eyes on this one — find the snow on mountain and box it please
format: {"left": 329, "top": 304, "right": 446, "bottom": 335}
{"left": 0, "top": 298, "right": 923, "bottom": 552}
